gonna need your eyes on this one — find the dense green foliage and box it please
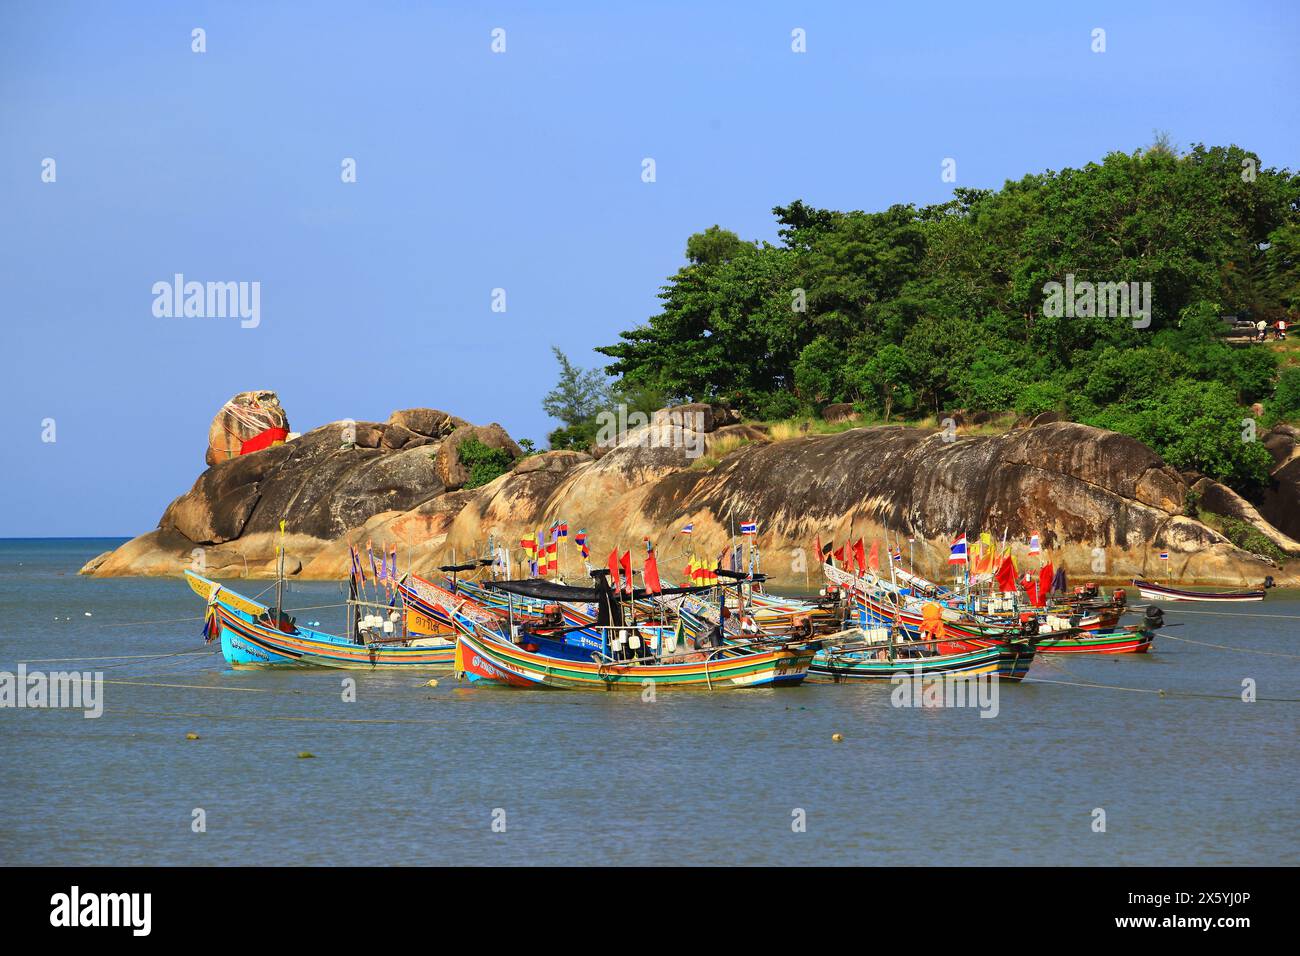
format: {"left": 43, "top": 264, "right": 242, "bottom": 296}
{"left": 595, "top": 144, "right": 1299, "bottom": 488}
{"left": 458, "top": 437, "right": 513, "bottom": 489}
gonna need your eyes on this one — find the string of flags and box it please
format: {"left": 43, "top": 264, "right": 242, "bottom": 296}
{"left": 349, "top": 541, "right": 398, "bottom": 599}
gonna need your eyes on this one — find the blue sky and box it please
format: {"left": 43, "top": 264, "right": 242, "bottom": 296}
{"left": 2, "top": 1, "right": 1298, "bottom": 536}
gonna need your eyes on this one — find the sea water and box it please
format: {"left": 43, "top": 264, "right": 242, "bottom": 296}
{"left": 1, "top": 538, "right": 1296, "bottom": 865}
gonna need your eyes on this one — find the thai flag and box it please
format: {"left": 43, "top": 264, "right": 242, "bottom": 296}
{"left": 1028, "top": 532, "right": 1042, "bottom": 556}
{"left": 740, "top": 521, "right": 758, "bottom": 535}
{"left": 681, "top": 523, "right": 693, "bottom": 535}
{"left": 949, "top": 534, "right": 968, "bottom": 564}
{"left": 1159, "top": 551, "right": 1169, "bottom": 560}
{"left": 891, "top": 547, "right": 902, "bottom": 563}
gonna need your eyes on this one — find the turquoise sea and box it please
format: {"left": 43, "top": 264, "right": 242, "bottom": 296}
{"left": 1, "top": 538, "right": 1297, "bottom": 866}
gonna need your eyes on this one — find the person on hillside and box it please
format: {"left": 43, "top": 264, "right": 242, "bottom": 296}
{"left": 1277, "top": 318, "right": 1288, "bottom": 341}
{"left": 1256, "top": 319, "right": 1268, "bottom": 342}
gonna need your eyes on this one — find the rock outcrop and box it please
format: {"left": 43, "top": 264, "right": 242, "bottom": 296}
{"left": 83, "top": 403, "right": 1299, "bottom": 587}
{"left": 206, "top": 391, "right": 290, "bottom": 466}
{"left": 1254, "top": 424, "right": 1300, "bottom": 541}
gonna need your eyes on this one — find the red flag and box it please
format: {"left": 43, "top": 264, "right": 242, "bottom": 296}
{"left": 813, "top": 534, "right": 822, "bottom": 568}
{"left": 1037, "top": 562, "right": 1055, "bottom": 607}
{"left": 644, "top": 552, "right": 662, "bottom": 595}
{"left": 995, "top": 555, "right": 1017, "bottom": 593}
{"left": 868, "top": 541, "right": 880, "bottom": 571}
{"left": 852, "top": 539, "right": 866, "bottom": 573}
{"left": 621, "top": 551, "right": 633, "bottom": 594}
{"left": 833, "top": 544, "right": 846, "bottom": 564}
{"left": 607, "top": 550, "right": 621, "bottom": 591}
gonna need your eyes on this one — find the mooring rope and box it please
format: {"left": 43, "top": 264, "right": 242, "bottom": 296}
{"left": 1024, "top": 654, "right": 1300, "bottom": 702}
{"left": 1156, "top": 632, "right": 1300, "bottom": 659}
{"left": 19, "top": 650, "right": 217, "bottom": 663}
{"left": 1166, "top": 607, "right": 1300, "bottom": 621}
{"left": 1021, "top": 675, "right": 1300, "bottom": 703}
{"left": 97, "top": 601, "right": 349, "bottom": 630}
{"left": 115, "top": 709, "right": 453, "bottom": 726}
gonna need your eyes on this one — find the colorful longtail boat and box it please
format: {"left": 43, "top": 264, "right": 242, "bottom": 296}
{"left": 1132, "top": 579, "right": 1266, "bottom": 602}
{"left": 455, "top": 622, "right": 816, "bottom": 690}
{"left": 188, "top": 571, "right": 458, "bottom": 670}
{"left": 823, "top": 564, "right": 1161, "bottom": 654}
{"left": 451, "top": 570, "right": 818, "bottom": 690}
{"left": 807, "top": 634, "right": 1038, "bottom": 682}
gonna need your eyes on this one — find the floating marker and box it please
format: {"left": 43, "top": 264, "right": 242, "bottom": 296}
{"left": 297, "top": 751, "right": 316, "bottom": 759}
{"left": 832, "top": 733, "right": 844, "bottom": 743}
{"left": 185, "top": 733, "right": 200, "bottom": 740}
{"left": 425, "top": 679, "right": 439, "bottom": 687}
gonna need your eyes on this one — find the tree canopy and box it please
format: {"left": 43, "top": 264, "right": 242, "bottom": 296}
{"left": 594, "top": 143, "right": 1299, "bottom": 487}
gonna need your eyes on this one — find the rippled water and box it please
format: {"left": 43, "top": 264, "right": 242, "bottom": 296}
{"left": 1, "top": 538, "right": 1296, "bottom": 865}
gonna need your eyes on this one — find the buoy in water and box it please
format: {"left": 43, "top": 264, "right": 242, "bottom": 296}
{"left": 832, "top": 733, "right": 844, "bottom": 743}
{"left": 297, "top": 751, "right": 316, "bottom": 759}
{"left": 425, "top": 678, "right": 438, "bottom": 687}
{"left": 185, "top": 732, "right": 200, "bottom": 740}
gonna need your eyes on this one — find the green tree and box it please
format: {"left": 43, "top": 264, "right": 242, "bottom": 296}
{"left": 459, "top": 437, "right": 513, "bottom": 489}
{"left": 595, "top": 142, "right": 1300, "bottom": 495}
{"left": 854, "top": 344, "right": 914, "bottom": 420}
{"left": 1268, "top": 367, "right": 1300, "bottom": 425}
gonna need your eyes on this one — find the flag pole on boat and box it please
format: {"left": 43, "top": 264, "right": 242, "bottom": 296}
{"left": 275, "top": 518, "right": 286, "bottom": 624}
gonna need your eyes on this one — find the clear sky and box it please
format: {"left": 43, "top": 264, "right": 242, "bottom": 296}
{"left": 2, "top": 1, "right": 1298, "bottom": 536}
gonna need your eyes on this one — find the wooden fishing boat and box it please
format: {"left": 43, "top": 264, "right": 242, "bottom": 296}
{"left": 187, "top": 571, "right": 457, "bottom": 670}
{"left": 1033, "top": 625, "right": 1155, "bottom": 654}
{"left": 450, "top": 569, "right": 818, "bottom": 690}
{"left": 807, "top": 632, "right": 1038, "bottom": 682}
{"left": 823, "top": 564, "right": 1155, "bottom": 653}
{"left": 1132, "top": 579, "right": 1266, "bottom": 603}
{"left": 454, "top": 623, "right": 816, "bottom": 690}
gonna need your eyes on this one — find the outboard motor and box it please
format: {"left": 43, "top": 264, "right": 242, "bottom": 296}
{"left": 1112, "top": 587, "right": 1127, "bottom": 606}
{"left": 1264, "top": 575, "right": 1276, "bottom": 590}
{"left": 1018, "top": 612, "right": 1039, "bottom": 636}
{"left": 1143, "top": 604, "right": 1165, "bottom": 630}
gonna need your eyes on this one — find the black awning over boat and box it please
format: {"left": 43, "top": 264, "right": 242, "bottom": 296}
{"left": 439, "top": 561, "right": 483, "bottom": 572}
{"left": 714, "top": 568, "right": 767, "bottom": 582}
{"left": 489, "top": 578, "right": 717, "bottom": 602}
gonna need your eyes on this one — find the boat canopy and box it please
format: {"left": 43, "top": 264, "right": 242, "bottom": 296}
{"left": 490, "top": 578, "right": 713, "bottom": 602}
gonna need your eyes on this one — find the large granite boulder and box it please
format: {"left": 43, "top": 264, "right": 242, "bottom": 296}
{"left": 435, "top": 423, "right": 523, "bottom": 490}
{"left": 162, "top": 421, "right": 445, "bottom": 545}
{"left": 387, "top": 408, "right": 467, "bottom": 439}
{"left": 205, "top": 390, "right": 290, "bottom": 466}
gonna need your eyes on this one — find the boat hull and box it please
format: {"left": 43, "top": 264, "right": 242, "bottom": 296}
{"left": 455, "top": 628, "right": 815, "bottom": 690}
{"left": 1132, "top": 580, "right": 1264, "bottom": 602}
{"left": 807, "top": 642, "right": 1036, "bottom": 682}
